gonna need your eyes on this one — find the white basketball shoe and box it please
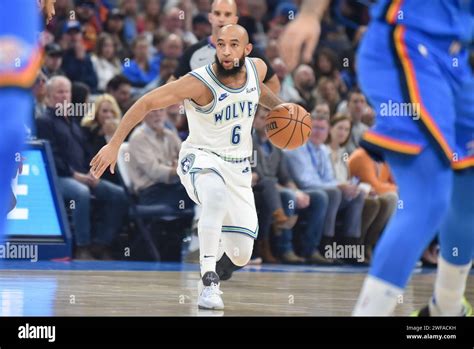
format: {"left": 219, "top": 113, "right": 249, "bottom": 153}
{"left": 197, "top": 271, "right": 224, "bottom": 310}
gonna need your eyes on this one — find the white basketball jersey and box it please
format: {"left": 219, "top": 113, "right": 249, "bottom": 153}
{"left": 182, "top": 57, "right": 261, "bottom": 160}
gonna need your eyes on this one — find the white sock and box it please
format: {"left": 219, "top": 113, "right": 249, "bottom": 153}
{"left": 195, "top": 172, "right": 228, "bottom": 277}
{"left": 352, "top": 275, "right": 404, "bottom": 316}
{"left": 429, "top": 256, "right": 471, "bottom": 316}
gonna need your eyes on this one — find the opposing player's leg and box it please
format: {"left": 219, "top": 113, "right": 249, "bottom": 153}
{"left": 353, "top": 19, "right": 461, "bottom": 315}
{"left": 0, "top": 0, "right": 42, "bottom": 240}
{"left": 414, "top": 71, "right": 474, "bottom": 317}
{"left": 353, "top": 145, "right": 452, "bottom": 315}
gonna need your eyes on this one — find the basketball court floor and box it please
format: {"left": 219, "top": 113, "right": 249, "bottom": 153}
{"left": 0, "top": 261, "right": 473, "bottom": 316}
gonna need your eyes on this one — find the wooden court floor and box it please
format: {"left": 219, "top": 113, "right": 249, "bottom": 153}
{"left": 1, "top": 265, "right": 473, "bottom": 316}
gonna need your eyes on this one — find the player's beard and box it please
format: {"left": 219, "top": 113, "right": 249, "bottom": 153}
{"left": 214, "top": 54, "right": 246, "bottom": 78}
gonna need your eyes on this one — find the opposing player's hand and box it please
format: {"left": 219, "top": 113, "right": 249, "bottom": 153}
{"left": 40, "top": 0, "right": 56, "bottom": 24}
{"left": 90, "top": 143, "right": 119, "bottom": 179}
{"left": 278, "top": 14, "right": 321, "bottom": 71}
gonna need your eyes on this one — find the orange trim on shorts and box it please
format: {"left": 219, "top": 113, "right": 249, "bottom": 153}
{"left": 452, "top": 156, "right": 474, "bottom": 170}
{"left": 393, "top": 25, "right": 454, "bottom": 162}
{"left": 385, "top": 0, "right": 404, "bottom": 24}
{"left": 363, "top": 130, "right": 422, "bottom": 155}
{"left": 0, "top": 47, "right": 43, "bottom": 88}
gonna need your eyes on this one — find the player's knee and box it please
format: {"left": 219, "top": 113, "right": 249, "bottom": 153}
{"left": 229, "top": 248, "right": 252, "bottom": 266}
{"left": 227, "top": 243, "right": 253, "bottom": 266}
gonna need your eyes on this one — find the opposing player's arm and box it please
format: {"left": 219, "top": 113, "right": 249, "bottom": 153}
{"left": 252, "top": 57, "right": 284, "bottom": 110}
{"left": 90, "top": 75, "right": 204, "bottom": 178}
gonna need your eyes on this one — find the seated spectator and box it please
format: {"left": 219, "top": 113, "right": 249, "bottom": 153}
{"left": 81, "top": 94, "right": 122, "bottom": 185}
{"left": 103, "top": 8, "right": 131, "bottom": 61}
{"left": 136, "top": 0, "right": 162, "bottom": 36}
{"left": 253, "top": 108, "right": 333, "bottom": 264}
{"left": 292, "top": 64, "right": 317, "bottom": 111}
{"left": 314, "top": 48, "right": 347, "bottom": 96}
{"left": 348, "top": 148, "right": 398, "bottom": 262}
{"left": 161, "top": 6, "right": 197, "bottom": 46}
{"left": 327, "top": 114, "right": 391, "bottom": 264}
{"left": 106, "top": 75, "right": 133, "bottom": 114}
{"left": 42, "top": 43, "right": 65, "bottom": 78}
{"left": 344, "top": 88, "right": 369, "bottom": 153}
{"left": 122, "top": 34, "right": 160, "bottom": 88}
{"left": 192, "top": 14, "right": 212, "bottom": 41}
{"left": 37, "top": 76, "right": 127, "bottom": 260}
{"left": 91, "top": 33, "right": 123, "bottom": 93}
{"left": 61, "top": 21, "right": 99, "bottom": 92}
{"left": 285, "top": 114, "right": 365, "bottom": 262}
{"left": 128, "top": 109, "right": 193, "bottom": 212}
{"left": 271, "top": 58, "right": 300, "bottom": 103}
{"left": 74, "top": 0, "right": 101, "bottom": 52}
{"left": 33, "top": 71, "right": 48, "bottom": 122}
{"left": 316, "top": 77, "right": 342, "bottom": 116}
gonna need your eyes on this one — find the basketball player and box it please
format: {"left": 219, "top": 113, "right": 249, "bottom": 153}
{"left": 279, "top": 0, "right": 474, "bottom": 316}
{"left": 90, "top": 24, "right": 299, "bottom": 310}
{"left": 0, "top": 0, "right": 55, "bottom": 239}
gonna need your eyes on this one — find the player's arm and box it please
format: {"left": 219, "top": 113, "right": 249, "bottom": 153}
{"left": 252, "top": 57, "right": 284, "bottom": 110}
{"left": 90, "top": 75, "right": 204, "bottom": 178}
{"left": 264, "top": 74, "right": 281, "bottom": 95}
{"left": 278, "top": 0, "right": 331, "bottom": 71}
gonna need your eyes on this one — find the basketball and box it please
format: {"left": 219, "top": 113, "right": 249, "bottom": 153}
{"left": 265, "top": 103, "right": 311, "bottom": 150}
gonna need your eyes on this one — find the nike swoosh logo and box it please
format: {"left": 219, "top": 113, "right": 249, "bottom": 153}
{"left": 218, "top": 93, "right": 229, "bottom": 101}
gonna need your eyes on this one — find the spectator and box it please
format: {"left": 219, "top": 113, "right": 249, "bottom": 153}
{"left": 81, "top": 94, "right": 122, "bottom": 184}
{"left": 120, "top": 0, "right": 139, "bottom": 45}
{"left": 122, "top": 34, "right": 160, "bottom": 88}
{"left": 33, "top": 71, "right": 48, "bottom": 121}
{"left": 57, "top": 20, "right": 83, "bottom": 51}
{"left": 349, "top": 148, "right": 398, "bottom": 262}
{"left": 316, "top": 77, "right": 342, "bottom": 116}
{"left": 61, "top": 21, "right": 99, "bottom": 92}
{"left": 74, "top": 0, "right": 101, "bottom": 52}
{"left": 36, "top": 76, "right": 127, "bottom": 260}
{"left": 91, "top": 33, "right": 123, "bottom": 92}
{"left": 292, "top": 64, "right": 317, "bottom": 111}
{"left": 344, "top": 87, "right": 369, "bottom": 153}
{"left": 265, "top": 39, "right": 279, "bottom": 63}
{"left": 162, "top": 7, "right": 197, "bottom": 46}
{"left": 314, "top": 47, "right": 347, "bottom": 96}
{"left": 42, "top": 43, "right": 65, "bottom": 78}
{"left": 312, "top": 101, "right": 331, "bottom": 120}
{"left": 103, "top": 8, "right": 130, "bottom": 60}
{"left": 271, "top": 58, "right": 300, "bottom": 102}
{"left": 192, "top": 14, "right": 212, "bottom": 41}
{"left": 106, "top": 74, "right": 133, "bottom": 114}
{"left": 136, "top": 0, "right": 162, "bottom": 35}
{"left": 128, "top": 109, "right": 193, "bottom": 213}
{"left": 285, "top": 114, "right": 365, "bottom": 260}
{"left": 327, "top": 114, "right": 385, "bottom": 264}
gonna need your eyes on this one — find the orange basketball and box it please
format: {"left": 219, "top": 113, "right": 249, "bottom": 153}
{"left": 265, "top": 103, "right": 311, "bottom": 150}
